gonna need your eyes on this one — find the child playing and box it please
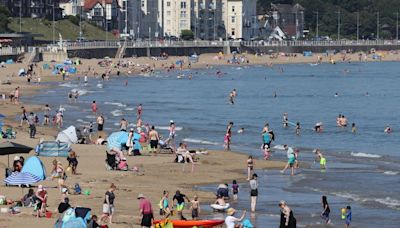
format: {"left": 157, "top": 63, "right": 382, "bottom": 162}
{"left": 247, "top": 156, "right": 254, "bottom": 181}
{"left": 232, "top": 180, "right": 239, "bottom": 201}
{"left": 159, "top": 191, "right": 171, "bottom": 218}
{"left": 190, "top": 196, "right": 200, "bottom": 220}
{"left": 67, "top": 151, "right": 78, "bottom": 175}
{"left": 345, "top": 206, "right": 352, "bottom": 228}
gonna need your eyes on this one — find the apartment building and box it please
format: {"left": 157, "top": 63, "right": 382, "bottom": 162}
{"left": 191, "top": 0, "right": 223, "bottom": 40}
{"left": 163, "top": 0, "right": 191, "bottom": 37}
{"left": 222, "top": 0, "right": 257, "bottom": 40}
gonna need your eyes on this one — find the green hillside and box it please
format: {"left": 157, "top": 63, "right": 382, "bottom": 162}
{"left": 8, "top": 17, "right": 118, "bottom": 41}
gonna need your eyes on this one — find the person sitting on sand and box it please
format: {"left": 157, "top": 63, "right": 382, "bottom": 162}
{"left": 225, "top": 208, "right": 246, "bottom": 228}
{"left": 96, "top": 136, "right": 106, "bottom": 145}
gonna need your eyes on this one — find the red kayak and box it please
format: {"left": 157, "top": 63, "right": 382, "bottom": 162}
{"left": 153, "top": 219, "right": 224, "bottom": 227}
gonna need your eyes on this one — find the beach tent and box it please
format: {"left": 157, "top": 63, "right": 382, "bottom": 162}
{"left": 303, "top": 51, "right": 313, "bottom": 57}
{"left": 18, "top": 68, "right": 25, "bottom": 76}
{"left": 107, "top": 131, "right": 128, "bottom": 151}
{"left": 62, "top": 217, "right": 86, "bottom": 228}
{"left": 6, "top": 59, "right": 13, "bottom": 64}
{"left": 36, "top": 141, "right": 71, "bottom": 157}
{"left": 56, "top": 126, "right": 78, "bottom": 146}
{"left": 21, "top": 156, "right": 46, "bottom": 180}
{"left": 64, "top": 59, "right": 73, "bottom": 65}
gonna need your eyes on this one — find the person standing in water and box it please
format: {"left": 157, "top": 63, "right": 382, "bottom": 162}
{"left": 137, "top": 104, "right": 143, "bottom": 119}
{"left": 295, "top": 122, "right": 301, "bottom": 135}
{"left": 228, "top": 91, "right": 235, "bottom": 105}
{"left": 344, "top": 206, "right": 352, "bottom": 228}
{"left": 279, "top": 201, "right": 296, "bottom": 228}
{"left": 96, "top": 114, "right": 104, "bottom": 132}
{"left": 351, "top": 123, "right": 357, "bottom": 133}
{"left": 314, "top": 149, "right": 327, "bottom": 169}
{"left": 321, "top": 195, "right": 331, "bottom": 224}
{"left": 91, "top": 101, "right": 98, "bottom": 114}
{"left": 247, "top": 156, "right": 254, "bottom": 181}
{"left": 225, "top": 122, "right": 234, "bottom": 151}
{"left": 283, "top": 113, "right": 289, "bottom": 128}
{"left": 148, "top": 126, "right": 159, "bottom": 154}
{"left": 165, "top": 120, "right": 176, "bottom": 151}
{"left": 249, "top": 173, "right": 258, "bottom": 212}
{"left": 43, "top": 104, "right": 51, "bottom": 126}
{"left": 281, "top": 145, "right": 296, "bottom": 176}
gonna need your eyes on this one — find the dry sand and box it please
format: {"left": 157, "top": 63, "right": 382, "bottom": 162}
{"left": 0, "top": 50, "right": 399, "bottom": 227}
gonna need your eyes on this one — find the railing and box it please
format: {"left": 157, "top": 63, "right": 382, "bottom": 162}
{"left": 0, "top": 46, "right": 25, "bottom": 56}
{"left": 241, "top": 40, "right": 400, "bottom": 47}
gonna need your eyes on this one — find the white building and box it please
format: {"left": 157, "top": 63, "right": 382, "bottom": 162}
{"left": 60, "top": 0, "right": 83, "bottom": 17}
{"left": 222, "top": 0, "right": 257, "bottom": 40}
{"left": 162, "top": 0, "right": 191, "bottom": 37}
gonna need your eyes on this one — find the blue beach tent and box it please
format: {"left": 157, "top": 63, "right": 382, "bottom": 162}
{"left": 21, "top": 156, "right": 46, "bottom": 180}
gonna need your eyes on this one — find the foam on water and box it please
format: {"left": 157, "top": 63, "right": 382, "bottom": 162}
{"left": 59, "top": 82, "right": 76, "bottom": 88}
{"left": 156, "top": 126, "right": 183, "bottom": 131}
{"left": 182, "top": 138, "right": 220, "bottom": 146}
{"left": 383, "top": 171, "right": 398, "bottom": 175}
{"left": 350, "top": 152, "right": 381, "bottom": 158}
{"left": 273, "top": 144, "right": 286, "bottom": 150}
{"left": 125, "top": 107, "right": 134, "bottom": 111}
{"left": 71, "top": 88, "right": 89, "bottom": 96}
{"left": 332, "top": 192, "right": 400, "bottom": 210}
{"left": 111, "top": 110, "right": 123, "bottom": 117}
{"left": 104, "top": 102, "right": 127, "bottom": 107}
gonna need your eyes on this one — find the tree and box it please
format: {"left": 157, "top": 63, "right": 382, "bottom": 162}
{"left": 0, "top": 6, "right": 11, "bottom": 33}
{"left": 180, "top": 29, "right": 194, "bottom": 40}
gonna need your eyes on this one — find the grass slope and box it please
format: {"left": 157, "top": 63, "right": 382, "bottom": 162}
{"left": 8, "top": 18, "right": 118, "bottom": 41}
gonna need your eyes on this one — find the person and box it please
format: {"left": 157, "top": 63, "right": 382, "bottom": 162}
{"left": 345, "top": 206, "right": 352, "bottom": 228}
{"left": 314, "top": 122, "right": 323, "bottom": 132}
{"left": 225, "top": 208, "right": 246, "bottom": 228}
{"left": 51, "top": 160, "right": 66, "bottom": 191}
{"left": 137, "top": 104, "right": 143, "bottom": 119}
{"left": 61, "top": 187, "right": 69, "bottom": 204}
{"left": 148, "top": 126, "right": 159, "bottom": 154}
{"left": 294, "top": 149, "right": 300, "bottom": 169}
{"left": 84, "top": 75, "right": 88, "bottom": 86}
{"left": 321, "top": 195, "right": 331, "bottom": 224}
{"left": 159, "top": 191, "right": 171, "bottom": 218}
{"left": 35, "top": 185, "right": 48, "bottom": 217}
{"left": 91, "top": 101, "right": 97, "bottom": 114}
{"left": 384, "top": 125, "right": 392, "bottom": 134}
{"left": 88, "top": 215, "right": 100, "bottom": 228}
{"left": 13, "top": 156, "right": 23, "bottom": 172}
{"left": 100, "top": 183, "right": 116, "bottom": 224}
{"left": 120, "top": 118, "right": 128, "bottom": 131}
{"left": 14, "top": 87, "right": 20, "bottom": 105}
{"left": 249, "top": 173, "right": 258, "bottom": 212}
{"left": 20, "top": 106, "right": 28, "bottom": 126}
{"left": 67, "top": 151, "right": 78, "bottom": 175}
{"left": 295, "top": 122, "right": 301, "bottom": 135}
{"left": 173, "top": 190, "right": 190, "bottom": 220}
{"left": 126, "top": 128, "right": 134, "bottom": 155}
{"left": 247, "top": 156, "right": 254, "bottom": 181}
{"left": 56, "top": 111, "right": 63, "bottom": 128}
{"left": 283, "top": 113, "right": 289, "bottom": 128}
{"left": 262, "top": 131, "right": 272, "bottom": 150}
{"left": 281, "top": 145, "right": 296, "bottom": 175}
{"left": 96, "top": 136, "right": 106, "bottom": 145}
{"left": 43, "top": 104, "right": 51, "bottom": 126}
{"left": 279, "top": 201, "right": 296, "bottom": 228}
{"left": 232, "top": 180, "right": 239, "bottom": 201}
{"left": 21, "top": 188, "right": 35, "bottom": 207}
{"left": 190, "top": 195, "right": 200, "bottom": 220}
{"left": 165, "top": 120, "right": 176, "bottom": 151}
{"left": 336, "top": 114, "right": 342, "bottom": 127}
{"left": 351, "top": 123, "right": 357, "bottom": 133}
{"left": 228, "top": 91, "right": 235, "bottom": 105}
{"left": 237, "top": 128, "right": 244, "bottom": 134}
{"left": 138, "top": 194, "right": 154, "bottom": 228}
{"left": 97, "top": 114, "right": 104, "bottom": 131}
{"left": 225, "top": 122, "right": 233, "bottom": 151}
{"left": 314, "top": 149, "right": 327, "bottom": 169}
{"left": 214, "top": 194, "right": 227, "bottom": 206}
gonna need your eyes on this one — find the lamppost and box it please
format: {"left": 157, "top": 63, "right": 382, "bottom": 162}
{"left": 314, "top": 11, "right": 319, "bottom": 39}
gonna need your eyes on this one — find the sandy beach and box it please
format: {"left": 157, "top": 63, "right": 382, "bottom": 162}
{"left": 0, "top": 49, "right": 399, "bottom": 227}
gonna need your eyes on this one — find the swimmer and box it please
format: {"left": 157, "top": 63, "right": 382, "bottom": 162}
{"left": 237, "top": 128, "right": 244, "bottom": 134}
{"left": 351, "top": 123, "right": 356, "bottom": 133}
{"left": 228, "top": 92, "right": 234, "bottom": 105}
{"left": 384, "top": 125, "right": 392, "bottom": 134}
{"left": 273, "top": 91, "right": 277, "bottom": 98}
{"left": 231, "top": 89, "right": 237, "bottom": 97}
{"left": 314, "top": 122, "right": 323, "bottom": 132}
{"left": 334, "top": 92, "right": 339, "bottom": 97}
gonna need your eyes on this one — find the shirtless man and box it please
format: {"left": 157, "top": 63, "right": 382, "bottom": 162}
{"left": 148, "top": 126, "right": 159, "bottom": 153}
{"left": 283, "top": 113, "right": 289, "bottom": 128}
{"left": 120, "top": 118, "right": 128, "bottom": 131}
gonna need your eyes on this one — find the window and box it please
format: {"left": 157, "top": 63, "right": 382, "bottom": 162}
{"left": 179, "top": 19, "right": 187, "bottom": 28}
{"left": 232, "top": 6, "right": 235, "bottom": 12}
{"left": 166, "top": 1, "right": 170, "bottom": 7}
{"left": 231, "top": 16, "right": 235, "bottom": 23}
{"left": 180, "top": 10, "right": 186, "bottom": 18}
{"left": 166, "top": 11, "right": 171, "bottom": 16}
{"left": 231, "top": 28, "right": 235, "bottom": 36}
{"left": 141, "top": 0, "right": 145, "bottom": 7}
{"left": 167, "top": 20, "right": 171, "bottom": 25}
{"left": 180, "top": 1, "right": 186, "bottom": 9}
{"left": 94, "top": 7, "right": 102, "bottom": 16}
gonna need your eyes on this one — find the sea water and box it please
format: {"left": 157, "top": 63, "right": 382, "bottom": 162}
{"left": 26, "top": 61, "right": 400, "bottom": 227}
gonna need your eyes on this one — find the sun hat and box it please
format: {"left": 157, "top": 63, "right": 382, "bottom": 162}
{"left": 226, "top": 208, "right": 236, "bottom": 216}
{"left": 170, "top": 120, "right": 174, "bottom": 124}
{"left": 62, "top": 187, "right": 68, "bottom": 193}
{"left": 137, "top": 193, "right": 145, "bottom": 199}
{"left": 13, "top": 156, "right": 20, "bottom": 161}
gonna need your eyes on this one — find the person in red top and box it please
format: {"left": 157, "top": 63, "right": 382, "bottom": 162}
{"left": 91, "top": 101, "right": 98, "bottom": 114}
{"left": 35, "top": 185, "right": 48, "bottom": 217}
{"left": 138, "top": 194, "right": 153, "bottom": 228}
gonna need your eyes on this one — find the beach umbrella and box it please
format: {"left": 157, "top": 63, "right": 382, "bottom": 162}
{"left": 4, "top": 171, "right": 41, "bottom": 186}
{"left": 0, "top": 142, "right": 32, "bottom": 167}
{"left": 106, "top": 131, "right": 128, "bottom": 151}
{"left": 0, "top": 114, "right": 6, "bottom": 118}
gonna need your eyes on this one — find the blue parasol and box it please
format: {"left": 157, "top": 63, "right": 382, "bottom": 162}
{"left": 4, "top": 172, "right": 42, "bottom": 185}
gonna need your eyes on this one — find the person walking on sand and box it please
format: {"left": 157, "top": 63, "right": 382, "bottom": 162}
{"left": 43, "top": 104, "right": 51, "bottom": 126}
{"left": 165, "top": 120, "right": 176, "bottom": 151}
{"left": 279, "top": 201, "right": 296, "bottom": 228}
{"left": 100, "top": 183, "right": 116, "bottom": 224}
{"left": 249, "top": 173, "right": 258, "bottom": 212}
{"left": 246, "top": 156, "right": 254, "bottom": 181}
{"left": 148, "top": 126, "right": 159, "bottom": 154}
{"left": 225, "top": 208, "right": 246, "bottom": 228}
{"left": 28, "top": 112, "right": 36, "bottom": 138}
{"left": 91, "top": 101, "right": 98, "bottom": 114}
{"left": 159, "top": 190, "right": 171, "bottom": 218}
{"left": 321, "top": 195, "right": 331, "bottom": 224}
{"left": 138, "top": 194, "right": 154, "bottom": 228}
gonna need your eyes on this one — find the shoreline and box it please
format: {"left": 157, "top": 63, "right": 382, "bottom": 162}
{"left": 0, "top": 51, "right": 399, "bottom": 227}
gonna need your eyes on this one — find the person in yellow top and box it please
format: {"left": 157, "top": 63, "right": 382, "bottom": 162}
{"left": 314, "top": 149, "right": 327, "bottom": 169}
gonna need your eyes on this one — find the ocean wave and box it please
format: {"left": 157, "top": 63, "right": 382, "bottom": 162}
{"left": 383, "top": 171, "right": 398, "bottom": 175}
{"left": 59, "top": 82, "right": 76, "bottom": 88}
{"left": 111, "top": 110, "right": 123, "bottom": 117}
{"left": 156, "top": 126, "right": 183, "bottom": 131}
{"left": 97, "top": 83, "right": 103, "bottom": 88}
{"left": 273, "top": 144, "right": 285, "bottom": 150}
{"left": 125, "top": 107, "right": 134, "bottom": 111}
{"left": 350, "top": 152, "right": 381, "bottom": 158}
{"left": 332, "top": 192, "right": 400, "bottom": 210}
{"left": 104, "top": 101, "right": 127, "bottom": 107}
{"left": 182, "top": 138, "right": 219, "bottom": 146}
{"left": 85, "top": 115, "right": 96, "bottom": 119}
{"left": 71, "top": 88, "right": 89, "bottom": 96}
{"left": 76, "top": 119, "right": 89, "bottom": 124}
